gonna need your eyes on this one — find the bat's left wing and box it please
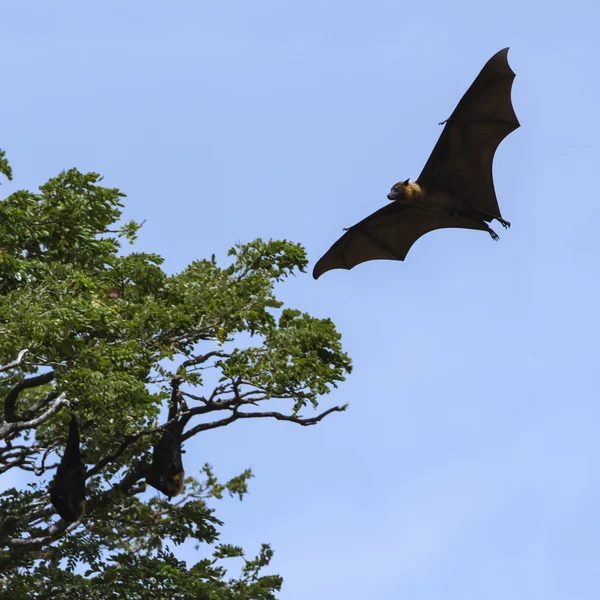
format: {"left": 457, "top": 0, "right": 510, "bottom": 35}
{"left": 312, "top": 203, "right": 490, "bottom": 279}
{"left": 417, "top": 48, "right": 520, "bottom": 221}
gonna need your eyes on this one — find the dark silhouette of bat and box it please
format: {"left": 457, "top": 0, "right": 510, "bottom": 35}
{"left": 50, "top": 416, "right": 86, "bottom": 522}
{"left": 146, "top": 381, "right": 189, "bottom": 498}
{"left": 313, "top": 48, "right": 520, "bottom": 279}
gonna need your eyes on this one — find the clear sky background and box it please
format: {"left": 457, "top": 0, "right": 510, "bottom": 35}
{"left": 2, "top": 1, "right": 600, "bottom": 598}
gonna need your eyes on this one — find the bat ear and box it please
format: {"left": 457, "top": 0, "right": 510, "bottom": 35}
{"left": 403, "top": 179, "right": 410, "bottom": 186}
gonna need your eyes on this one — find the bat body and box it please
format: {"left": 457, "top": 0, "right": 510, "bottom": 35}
{"left": 50, "top": 416, "right": 86, "bottom": 522}
{"left": 146, "top": 384, "right": 187, "bottom": 498}
{"left": 313, "top": 48, "right": 520, "bottom": 279}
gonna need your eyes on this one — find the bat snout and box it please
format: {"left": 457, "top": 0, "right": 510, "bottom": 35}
{"left": 387, "top": 191, "right": 398, "bottom": 201}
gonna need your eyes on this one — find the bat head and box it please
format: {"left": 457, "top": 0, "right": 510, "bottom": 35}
{"left": 387, "top": 179, "right": 411, "bottom": 201}
{"left": 165, "top": 470, "right": 185, "bottom": 498}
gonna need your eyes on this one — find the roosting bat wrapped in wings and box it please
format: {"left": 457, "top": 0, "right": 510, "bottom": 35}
{"left": 313, "top": 48, "right": 520, "bottom": 279}
{"left": 145, "top": 380, "right": 190, "bottom": 499}
{"left": 50, "top": 416, "right": 86, "bottom": 523}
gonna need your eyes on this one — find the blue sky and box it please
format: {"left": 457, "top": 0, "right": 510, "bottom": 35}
{"left": 2, "top": 1, "right": 600, "bottom": 598}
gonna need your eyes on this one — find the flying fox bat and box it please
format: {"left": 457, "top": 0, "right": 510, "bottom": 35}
{"left": 313, "top": 48, "right": 520, "bottom": 279}
{"left": 146, "top": 382, "right": 188, "bottom": 498}
{"left": 50, "top": 416, "right": 86, "bottom": 522}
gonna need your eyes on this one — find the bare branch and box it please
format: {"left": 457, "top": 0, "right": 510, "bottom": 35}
{"left": 23, "top": 391, "right": 61, "bottom": 420}
{"left": 180, "top": 390, "right": 210, "bottom": 405}
{"left": 4, "top": 370, "right": 55, "bottom": 423}
{"left": 35, "top": 445, "right": 56, "bottom": 476}
{"left": 184, "top": 403, "right": 348, "bottom": 439}
{"left": 179, "top": 350, "right": 231, "bottom": 370}
{"left": 0, "top": 445, "right": 40, "bottom": 474}
{"left": 86, "top": 432, "right": 149, "bottom": 479}
{"left": 86, "top": 465, "right": 147, "bottom": 513}
{"left": 0, "top": 349, "right": 29, "bottom": 373}
{"left": 209, "top": 384, "right": 228, "bottom": 403}
{"left": 0, "top": 393, "right": 70, "bottom": 438}
{"left": 1, "top": 515, "right": 75, "bottom": 553}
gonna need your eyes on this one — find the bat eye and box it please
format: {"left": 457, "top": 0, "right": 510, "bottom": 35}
{"left": 403, "top": 179, "right": 410, "bottom": 186}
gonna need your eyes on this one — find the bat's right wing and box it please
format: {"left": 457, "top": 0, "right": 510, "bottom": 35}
{"left": 417, "top": 48, "right": 519, "bottom": 220}
{"left": 312, "top": 203, "right": 490, "bottom": 279}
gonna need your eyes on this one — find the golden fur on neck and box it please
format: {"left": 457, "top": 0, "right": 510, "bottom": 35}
{"left": 404, "top": 181, "right": 423, "bottom": 201}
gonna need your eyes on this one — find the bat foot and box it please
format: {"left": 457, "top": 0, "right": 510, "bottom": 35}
{"left": 488, "top": 228, "right": 500, "bottom": 242}
{"left": 497, "top": 217, "right": 511, "bottom": 229}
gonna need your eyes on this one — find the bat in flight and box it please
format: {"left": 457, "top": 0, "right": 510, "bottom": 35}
{"left": 146, "top": 382, "right": 189, "bottom": 499}
{"left": 313, "top": 48, "right": 520, "bottom": 279}
{"left": 50, "top": 416, "right": 86, "bottom": 523}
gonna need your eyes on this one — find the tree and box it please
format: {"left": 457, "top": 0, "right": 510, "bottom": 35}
{"left": 0, "top": 157, "right": 352, "bottom": 598}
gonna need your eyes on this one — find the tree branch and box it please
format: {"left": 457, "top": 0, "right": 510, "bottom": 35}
{"left": 179, "top": 350, "right": 231, "bottom": 370}
{"left": 184, "top": 403, "right": 348, "bottom": 439}
{"left": 0, "top": 393, "right": 70, "bottom": 438}
{"left": 4, "top": 370, "right": 55, "bottom": 423}
{"left": 0, "top": 349, "right": 29, "bottom": 373}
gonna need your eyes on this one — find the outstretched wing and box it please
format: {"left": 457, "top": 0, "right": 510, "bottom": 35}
{"left": 417, "top": 48, "right": 520, "bottom": 220}
{"left": 312, "top": 203, "right": 490, "bottom": 279}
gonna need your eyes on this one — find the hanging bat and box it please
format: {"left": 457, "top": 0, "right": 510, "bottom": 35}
{"left": 146, "top": 382, "right": 188, "bottom": 499}
{"left": 50, "top": 415, "right": 86, "bottom": 522}
{"left": 313, "top": 48, "right": 520, "bottom": 279}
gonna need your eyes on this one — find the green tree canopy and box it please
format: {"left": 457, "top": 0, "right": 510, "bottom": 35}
{"left": 0, "top": 159, "right": 351, "bottom": 598}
